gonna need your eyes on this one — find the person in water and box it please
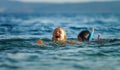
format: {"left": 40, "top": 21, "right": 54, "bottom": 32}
{"left": 77, "top": 30, "right": 90, "bottom": 41}
{"left": 52, "top": 27, "right": 77, "bottom": 44}
{"left": 52, "top": 27, "right": 66, "bottom": 42}
{"left": 38, "top": 27, "right": 76, "bottom": 44}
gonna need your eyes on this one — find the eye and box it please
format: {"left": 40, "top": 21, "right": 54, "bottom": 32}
{"left": 59, "top": 31, "right": 62, "bottom": 33}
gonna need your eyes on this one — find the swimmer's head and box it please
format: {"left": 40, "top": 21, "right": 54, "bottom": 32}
{"left": 52, "top": 27, "right": 66, "bottom": 42}
{"left": 78, "top": 30, "right": 90, "bottom": 41}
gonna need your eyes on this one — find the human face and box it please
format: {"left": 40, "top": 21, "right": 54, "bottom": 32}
{"left": 52, "top": 27, "right": 66, "bottom": 42}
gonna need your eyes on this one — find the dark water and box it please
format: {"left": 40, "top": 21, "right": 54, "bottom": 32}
{"left": 0, "top": 13, "right": 120, "bottom": 70}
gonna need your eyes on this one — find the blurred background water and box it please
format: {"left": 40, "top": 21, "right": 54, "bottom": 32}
{"left": 0, "top": 0, "right": 120, "bottom": 70}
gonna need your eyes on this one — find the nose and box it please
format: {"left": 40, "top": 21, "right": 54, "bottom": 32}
{"left": 56, "top": 31, "right": 59, "bottom": 34}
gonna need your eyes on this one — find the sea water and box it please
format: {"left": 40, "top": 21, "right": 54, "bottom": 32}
{"left": 0, "top": 13, "right": 120, "bottom": 70}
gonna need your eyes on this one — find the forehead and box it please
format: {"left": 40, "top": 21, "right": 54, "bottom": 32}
{"left": 55, "top": 28, "right": 64, "bottom": 32}
{"left": 54, "top": 28, "right": 66, "bottom": 35}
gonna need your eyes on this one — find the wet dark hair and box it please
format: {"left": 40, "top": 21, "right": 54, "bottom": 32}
{"left": 78, "top": 30, "right": 90, "bottom": 41}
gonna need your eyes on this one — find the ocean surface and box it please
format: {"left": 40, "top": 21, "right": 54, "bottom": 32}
{"left": 0, "top": 13, "right": 120, "bottom": 70}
